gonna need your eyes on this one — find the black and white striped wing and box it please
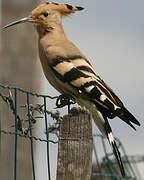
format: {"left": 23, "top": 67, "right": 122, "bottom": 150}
{"left": 48, "top": 55, "right": 140, "bottom": 129}
{"left": 49, "top": 55, "right": 122, "bottom": 109}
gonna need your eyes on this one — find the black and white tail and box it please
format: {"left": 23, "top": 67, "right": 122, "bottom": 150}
{"left": 86, "top": 103, "right": 126, "bottom": 177}
{"left": 104, "top": 118, "right": 125, "bottom": 177}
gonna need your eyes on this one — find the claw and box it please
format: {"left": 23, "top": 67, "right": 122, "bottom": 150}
{"left": 55, "top": 94, "right": 76, "bottom": 111}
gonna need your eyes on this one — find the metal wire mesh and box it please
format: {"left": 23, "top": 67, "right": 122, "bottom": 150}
{"left": 92, "top": 134, "right": 144, "bottom": 180}
{"left": 0, "top": 83, "right": 58, "bottom": 180}
{"left": 0, "top": 83, "right": 143, "bottom": 180}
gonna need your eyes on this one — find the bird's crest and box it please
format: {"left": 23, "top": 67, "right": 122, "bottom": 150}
{"left": 31, "top": 2, "right": 84, "bottom": 17}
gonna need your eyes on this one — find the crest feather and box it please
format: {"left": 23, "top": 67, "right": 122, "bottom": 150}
{"left": 46, "top": 2, "right": 84, "bottom": 15}
{"left": 32, "top": 2, "right": 84, "bottom": 17}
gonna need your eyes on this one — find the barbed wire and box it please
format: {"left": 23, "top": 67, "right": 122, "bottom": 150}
{"left": 0, "top": 83, "right": 58, "bottom": 98}
{"left": 0, "top": 129, "right": 58, "bottom": 144}
{"left": 0, "top": 89, "right": 23, "bottom": 131}
{"left": 0, "top": 83, "right": 65, "bottom": 143}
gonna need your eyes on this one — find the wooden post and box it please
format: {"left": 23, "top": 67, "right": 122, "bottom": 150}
{"left": 56, "top": 107, "right": 93, "bottom": 180}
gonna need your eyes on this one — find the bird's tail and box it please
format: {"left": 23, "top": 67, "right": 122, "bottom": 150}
{"left": 90, "top": 106, "right": 125, "bottom": 177}
{"left": 104, "top": 117, "right": 125, "bottom": 177}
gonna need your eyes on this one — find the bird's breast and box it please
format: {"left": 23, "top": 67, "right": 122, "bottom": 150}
{"left": 38, "top": 42, "right": 79, "bottom": 98}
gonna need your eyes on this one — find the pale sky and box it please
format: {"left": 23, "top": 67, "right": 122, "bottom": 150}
{"left": 35, "top": 1, "right": 144, "bottom": 179}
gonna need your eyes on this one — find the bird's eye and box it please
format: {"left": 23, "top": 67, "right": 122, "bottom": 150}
{"left": 43, "top": 12, "right": 49, "bottom": 17}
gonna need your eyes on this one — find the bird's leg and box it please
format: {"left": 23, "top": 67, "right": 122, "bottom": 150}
{"left": 56, "top": 94, "right": 76, "bottom": 113}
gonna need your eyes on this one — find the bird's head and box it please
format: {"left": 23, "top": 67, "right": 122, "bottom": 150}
{"left": 3, "top": 2, "right": 84, "bottom": 31}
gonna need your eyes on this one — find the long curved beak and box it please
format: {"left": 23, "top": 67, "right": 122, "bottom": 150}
{"left": 2, "top": 16, "right": 34, "bottom": 29}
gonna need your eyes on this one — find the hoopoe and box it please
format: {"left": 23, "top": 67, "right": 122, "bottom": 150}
{"left": 3, "top": 2, "right": 140, "bottom": 177}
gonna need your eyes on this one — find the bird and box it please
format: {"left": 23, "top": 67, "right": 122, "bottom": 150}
{"left": 3, "top": 2, "right": 140, "bottom": 177}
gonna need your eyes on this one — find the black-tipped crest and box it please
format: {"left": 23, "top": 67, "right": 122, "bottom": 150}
{"left": 44, "top": 2, "right": 84, "bottom": 15}
{"left": 2, "top": 2, "right": 84, "bottom": 29}
{"left": 51, "top": 2, "right": 59, "bottom": 5}
{"left": 66, "top": 4, "right": 73, "bottom": 10}
{"left": 76, "top": 6, "right": 84, "bottom": 11}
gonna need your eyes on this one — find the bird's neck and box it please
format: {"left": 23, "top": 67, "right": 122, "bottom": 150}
{"left": 36, "top": 23, "right": 67, "bottom": 46}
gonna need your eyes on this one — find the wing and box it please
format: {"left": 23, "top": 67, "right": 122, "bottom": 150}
{"left": 48, "top": 55, "right": 140, "bottom": 129}
{"left": 48, "top": 55, "right": 123, "bottom": 108}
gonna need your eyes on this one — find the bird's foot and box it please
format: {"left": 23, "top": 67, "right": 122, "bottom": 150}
{"left": 55, "top": 94, "right": 76, "bottom": 113}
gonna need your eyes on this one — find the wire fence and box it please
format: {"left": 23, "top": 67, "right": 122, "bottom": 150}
{"left": 0, "top": 83, "right": 143, "bottom": 180}
{"left": 0, "top": 83, "right": 59, "bottom": 180}
{"left": 92, "top": 134, "right": 144, "bottom": 180}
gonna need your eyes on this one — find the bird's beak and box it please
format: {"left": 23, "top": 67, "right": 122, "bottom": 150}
{"left": 2, "top": 16, "right": 34, "bottom": 29}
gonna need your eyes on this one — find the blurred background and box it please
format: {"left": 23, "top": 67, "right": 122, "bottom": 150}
{"left": 0, "top": 0, "right": 144, "bottom": 179}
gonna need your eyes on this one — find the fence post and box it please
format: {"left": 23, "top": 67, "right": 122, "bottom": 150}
{"left": 56, "top": 107, "right": 93, "bottom": 180}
